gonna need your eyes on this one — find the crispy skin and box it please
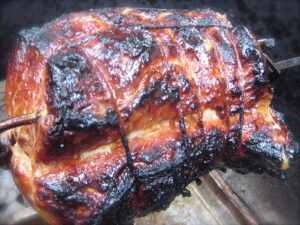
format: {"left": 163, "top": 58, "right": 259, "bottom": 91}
{"left": 1, "top": 8, "right": 298, "bottom": 225}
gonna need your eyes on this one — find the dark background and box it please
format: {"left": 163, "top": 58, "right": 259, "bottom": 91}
{"left": 0, "top": 0, "right": 299, "bottom": 224}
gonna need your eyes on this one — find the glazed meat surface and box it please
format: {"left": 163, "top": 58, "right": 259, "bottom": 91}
{"left": 1, "top": 7, "right": 298, "bottom": 225}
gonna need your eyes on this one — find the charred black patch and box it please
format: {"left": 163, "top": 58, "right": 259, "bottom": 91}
{"left": 165, "top": 13, "right": 193, "bottom": 24}
{"left": 232, "top": 26, "right": 269, "bottom": 89}
{"left": 49, "top": 108, "right": 119, "bottom": 138}
{"left": 134, "top": 130, "right": 225, "bottom": 216}
{"left": 231, "top": 86, "right": 242, "bottom": 97}
{"left": 107, "top": 14, "right": 124, "bottom": 25}
{"left": 119, "top": 31, "right": 155, "bottom": 61}
{"left": 230, "top": 105, "right": 242, "bottom": 115}
{"left": 178, "top": 27, "right": 203, "bottom": 50}
{"left": 0, "top": 135, "right": 12, "bottom": 168}
{"left": 226, "top": 125, "right": 242, "bottom": 158}
{"left": 218, "top": 42, "right": 236, "bottom": 64}
{"left": 19, "top": 26, "right": 54, "bottom": 54}
{"left": 96, "top": 30, "right": 156, "bottom": 89}
{"left": 199, "top": 130, "right": 225, "bottom": 168}
{"left": 249, "top": 62, "right": 269, "bottom": 88}
{"left": 91, "top": 169, "right": 136, "bottom": 225}
{"left": 197, "top": 14, "right": 218, "bottom": 27}
{"left": 286, "top": 131, "right": 299, "bottom": 160}
{"left": 47, "top": 50, "right": 89, "bottom": 115}
{"left": 135, "top": 141, "right": 193, "bottom": 215}
{"left": 46, "top": 50, "right": 119, "bottom": 157}
{"left": 244, "top": 132, "right": 282, "bottom": 167}
{"left": 133, "top": 79, "right": 180, "bottom": 109}
{"left": 40, "top": 181, "right": 89, "bottom": 208}
{"left": 38, "top": 166, "right": 136, "bottom": 225}
{"left": 47, "top": 51, "right": 119, "bottom": 139}
{"left": 139, "top": 148, "right": 163, "bottom": 164}
{"left": 232, "top": 26, "right": 261, "bottom": 63}
{"left": 226, "top": 132, "right": 296, "bottom": 177}
{"left": 178, "top": 74, "right": 191, "bottom": 93}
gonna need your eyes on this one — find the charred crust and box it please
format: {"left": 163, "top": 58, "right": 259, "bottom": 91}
{"left": 285, "top": 131, "right": 299, "bottom": 160}
{"left": 46, "top": 50, "right": 119, "bottom": 157}
{"left": 227, "top": 132, "right": 292, "bottom": 177}
{"left": 119, "top": 31, "right": 156, "bottom": 60}
{"left": 164, "top": 13, "right": 193, "bottom": 24}
{"left": 37, "top": 129, "right": 226, "bottom": 224}
{"left": 230, "top": 105, "right": 242, "bottom": 115}
{"left": 135, "top": 141, "right": 192, "bottom": 214}
{"left": 178, "top": 74, "right": 191, "bottom": 93}
{"left": 106, "top": 14, "right": 124, "bottom": 25}
{"left": 136, "top": 130, "right": 225, "bottom": 215}
{"left": 138, "top": 148, "right": 163, "bottom": 165}
{"left": 48, "top": 108, "right": 119, "bottom": 138}
{"left": 47, "top": 50, "right": 119, "bottom": 137}
{"left": 47, "top": 50, "right": 90, "bottom": 115}
{"left": 18, "top": 26, "right": 54, "bottom": 54}
{"left": 232, "top": 26, "right": 269, "bottom": 89}
{"left": 231, "top": 86, "right": 242, "bottom": 97}
{"left": 199, "top": 130, "right": 225, "bottom": 167}
{"left": 250, "top": 62, "right": 269, "bottom": 88}
{"left": 92, "top": 170, "right": 136, "bottom": 225}
{"left": 232, "top": 26, "right": 260, "bottom": 62}
{"left": 133, "top": 79, "right": 180, "bottom": 110}
{"left": 218, "top": 42, "right": 236, "bottom": 64}
{"left": 226, "top": 126, "right": 241, "bottom": 158}
{"left": 197, "top": 14, "right": 219, "bottom": 27}
{"left": 37, "top": 166, "right": 135, "bottom": 225}
{"left": 41, "top": 181, "right": 89, "bottom": 208}
{"left": 178, "top": 27, "right": 203, "bottom": 49}
{"left": 0, "top": 135, "right": 12, "bottom": 168}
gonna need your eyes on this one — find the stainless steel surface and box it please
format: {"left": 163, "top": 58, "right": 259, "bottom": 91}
{"left": 204, "top": 171, "right": 258, "bottom": 225}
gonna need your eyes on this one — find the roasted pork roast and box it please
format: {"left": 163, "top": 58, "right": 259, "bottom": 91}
{"left": 0, "top": 8, "right": 298, "bottom": 225}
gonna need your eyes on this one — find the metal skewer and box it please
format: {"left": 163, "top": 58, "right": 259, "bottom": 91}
{"left": 258, "top": 39, "right": 300, "bottom": 75}
{"left": 0, "top": 112, "right": 39, "bottom": 134}
{"left": 273, "top": 56, "right": 300, "bottom": 71}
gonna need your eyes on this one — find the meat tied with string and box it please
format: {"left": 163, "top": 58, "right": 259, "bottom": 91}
{"left": 0, "top": 8, "right": 298, "bottom": 225}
